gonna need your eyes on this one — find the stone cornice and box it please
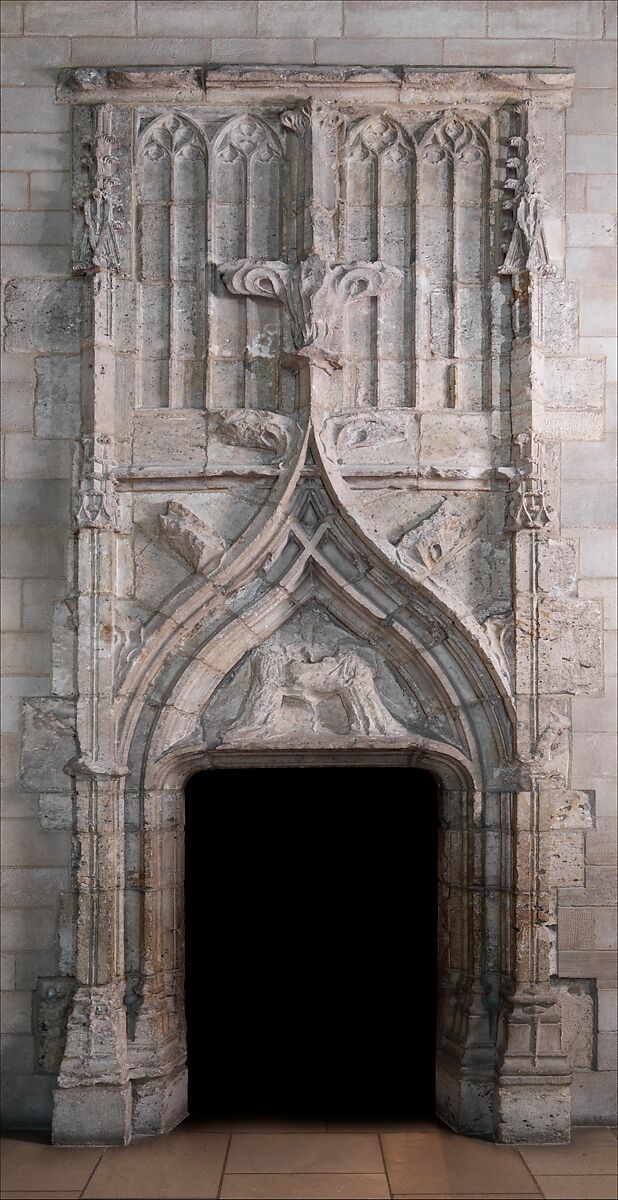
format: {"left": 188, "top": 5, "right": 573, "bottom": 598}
{"left": 56, "top": 65, "right": 575, "bottom": 108}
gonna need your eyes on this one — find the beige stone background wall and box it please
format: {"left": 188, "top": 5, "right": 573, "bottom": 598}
{"left": 1, "top": 0, "right": 616, "bottom": 1129}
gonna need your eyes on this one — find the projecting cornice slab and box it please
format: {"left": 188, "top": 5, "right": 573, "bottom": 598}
{"left": 56, "top": 64, "right": 574, "bottom": 107}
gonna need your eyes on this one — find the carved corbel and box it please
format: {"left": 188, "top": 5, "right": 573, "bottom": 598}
{"left": 220, "top": 253, "right": 402, "bottom": 371}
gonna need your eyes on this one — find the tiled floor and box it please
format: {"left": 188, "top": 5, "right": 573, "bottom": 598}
{"left": 1, "top": 1121, "right": 616, "bottom": 1200}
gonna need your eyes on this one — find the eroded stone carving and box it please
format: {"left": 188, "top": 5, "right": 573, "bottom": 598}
{"left": 220, "top": 253, "right": 402, "bottom": 371}
{"left": 226, "top": 642, "right": 410, "bottom": 743}
{"left": 396, "top": 499, "right": 482, "bottom": 572}
{"left": 216, "top": 409, "right": 299, "bottom": 465}
{"left": 531, "top": 708, "right": 571, "bottom": 780}
{"left": 420, "top": 110, "right": 487, "bottom": 163}
{"left": 500, "top": 123, "right": 550, "bottom": 276}
{"left": 504, "top": 431, "right": 553, "bottom": 530}
{"left": 73, "top": 435, "right": 119, "bottom": 531}
{"left": 158, "top": 501, "right": 225, "bottom": 573}
{"left": 75, "top": 104, "right": 123, "bottom": 274}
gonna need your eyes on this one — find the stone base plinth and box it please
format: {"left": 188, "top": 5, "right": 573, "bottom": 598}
{"left": 131, "top": 1066, "right": 188, "bottom": 1138}
{"left": 52, "top": 1083, "right": 132, "bottom": 1145}
{"left": 493, "top": 1081, "right": 571, "bottom": 1143}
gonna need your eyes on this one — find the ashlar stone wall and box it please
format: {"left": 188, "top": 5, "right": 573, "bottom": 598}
{"left": 1, "top": 2, "right": 616, "bottom": 1136}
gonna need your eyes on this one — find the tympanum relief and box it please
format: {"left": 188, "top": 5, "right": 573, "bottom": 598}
{"left": 13, "top": 66, "right": 607, "bottom": 1148}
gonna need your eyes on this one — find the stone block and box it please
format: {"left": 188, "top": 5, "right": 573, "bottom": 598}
{"left": 34, "top": 977, "right": 74, "bottom": 1073}
{"left": 558, "top": 906, "right": 595, "bottom": 950}
{"left": 0, "top": 676, "right": 51, "bottom": 734}
{"left": 0, "top": 1072, "right": 53, "bottom": 1128}
{"left": 561, "top": 866, "right": 618, "bottom": 906}
{"left": 578, "top": 531, "right": 618, "bottom": 577}
{"left": 0, "top": 956, "right": 16, "bottom": 991}
{"left": 70, "top": 36, "right": 214, "bottom": 66}
{"left": 537, "top": 540, "right": 578, "bottom": 598}
{"left": 1, "top": 172, "right": 29, "bottom": 209}
{"left": 259, "top": 1, "right": 342, "bottom": 36}
{"left": 543, "top": 356, "right": 605, "bottom": 410}
{"left": 559, "top": 950, "right": 617, "bottom": 980}
{"left": 598, "top": 988, "right": 618, "bottom": 1032}
{"left": 210, "top": 37, "right": 315, "bottom": 62}
{"left": 0, "top": 1, "right": 22, "bottom": 34}
{"left": 4, "top": 434, "right": 71, "bottom": 481}
{"left": 547, "top": 831, "right": 586, "bottom": 888}
{"left": 0, "top": 36, "right": 69, "bottom": 85}
{"left": 419, "top": 412, "right": 493, "bottom": 470}
{"left": 562, "top": 434, "right": 617, "bottom": 482}
{"left": 580, "top": 337, "right": 617, "bottom": 383}
{"left": 571, "top": 1070, "right": 618, "bottom": 1125}
{"left": 1, "top": 382, "right": 34, "bottom": 432}
{"left": 1, "top": 87, "right": 70, "bottom": 134}
{"left": 580, "top": 286, "right": 618, "bottom": 338}
{"left": 488, "top": 0, "right": 603, "bottom": 38}
{"left": 0, "top": 245, "right": 71, "bottom": 277}
{"left": 21, "top": 697, "right": 77, "bottom": 794}
{"left": 14, "top": 949, "right": 58, "bottom": 990}
{"left": 1, "top": 580, "right": 22, "bottom": 633}
{"left": 1, "top": 991, "right": 33, "bottom": 1034}
{"left": 319, "top": 36, "right": 442, "bottom": 63}
{"left": 132, "top": 411, "right": 207, "bottom": 468}
{"left": 567, "top": 88, "right": 618, "bottom": 135}
{"left": 34, "top": 355, "right": 81, "bottom": 438}
{"left": 1, "top": 1034, "right": 35, "bottom": 1075}
{"left": 29, "top": 171, "right": 71, "bottom": 211}
{"left": 345, "top": 0, "right": 486, "bottom": 36}
{"left": 543, "top": 410, "right": 605, "bottom": 440}
{"left": 554, "top": 981, "right": 594, "bottom": 1069}
{"left": 52, "top": 1083, "right": 132, "bottom": 1146}
{"left": 572, "top": 690, "right": 617, "bottom": 734}
{"left": 1, "top": 909, "right": 57, "bottom": 953}
{"left": 138, "top": 0, "right": 257, "bottom": 35}
{"left": 536, "top": 598, "right": 603, "bottom": 694}
{"left": 443, "top": 36, "right": 556, "bottom": 65}
{"left": 3, "top": 280, "right": 84, "bottom": 353}
{"left": 39, "top": 792, "right": 73, "bottom": 831}
{"left": 1, "top": 867, "right": 68, "bottom": 908}
{"left": 567, "top": 213, "right": 616, "bottom": 248}
{"left": 1, "top": 480, "right": 70, "bottom": 526}
{"left": 0, "top": 819, "right": 70, "bottom": 868}
{"left": 539, "top": 280, "right": 578, "bottom": 353}
{"left": 597, "top": 1032, "right": 617, "bottom": 1071}
{"left": 0, "top": 133, "right": 71, "bottom": 173}
{"left": 567, "top": 247, "right": 617, "bottom": 286}
{"left": 1, "top": 210, "right": 70, "bottom": 247}
{"left": 561, "top": 480, "right": 617, "bottom": 527}
{"left": 566, "top": 134, "right": 617, "bottom": 175}
{"left": 586, "top": 820, "right": 618, "bottom": 866}
{"left": 25, "top": 1, "right": 136, "bottom": 35}
{"left": 587, "top": 175, "right": 618, "bottom": 212}
{"left": 1, "top": 632, "right": 50, "bottom": 677}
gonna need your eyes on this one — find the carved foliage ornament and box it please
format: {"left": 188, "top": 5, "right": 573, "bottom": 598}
{"left": 75, "top": 104, "right": 123, "bottom": 274}
{"left": 499, "top": 129, "right": 550, "bottom": 277}
{"left": 220, "top": 253, "right": 402, "bottom": 370}
{"left": 506, "top": 431, "right": 553, "bottom": 530}
{"left": 73, "top": 434, "right": 119, "bottom": 530}
{"left": 420, "top": 111, "right": 487, "bottom": 164}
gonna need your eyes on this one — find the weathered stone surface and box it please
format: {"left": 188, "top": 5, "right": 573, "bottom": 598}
{"left": 3, "top": 280, "right": 85, "bottom": 353}
{"left": 4, "top": 62, "right": 612, "bottom": 1148}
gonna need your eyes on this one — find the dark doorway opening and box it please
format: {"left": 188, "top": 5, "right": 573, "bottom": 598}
{"left": 184, "top": 767, "right": 439, "bottom": 1122}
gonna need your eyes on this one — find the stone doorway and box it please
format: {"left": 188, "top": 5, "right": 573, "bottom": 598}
{"left": 184, "top": 767, "right": 439, "bottom": 1123}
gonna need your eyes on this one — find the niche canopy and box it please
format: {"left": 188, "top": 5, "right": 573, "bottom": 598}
{"left": 23, "top": 64, "right": 604, "bottom": 1149}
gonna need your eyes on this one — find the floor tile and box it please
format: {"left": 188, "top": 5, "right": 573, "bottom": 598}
{"left": 381, "top": 1129, "right": 540, "bottom": 1196}
{"left": 535, "top": 1176, "right": 618, "bottom": 1199}
{"left": 0, "top": 1135, "right": 103, "bottom": 1192}
{"left": 196, "top": 1120, "right": 328, "bottom": 1133}
{"left": 226, "top": 1132, "right": 384, "bottom": 1174}
{"left": 519, "top": 1127, "right": 618, "bottom": 1175}
{"left": 82, "top": 1129, "right": 228, "bottom": 1199}
{"left": 0, "top": 1194, "right": 83, "bottom": 1199}
{"left": 221, "top": 1171, "right": 391, "bottom": 1198}
{"left": 327, "top": 1119, "right": 441, "bottom": 1134}
{"left": 393, "top": 1195, "right": 542, "bottom": 1199}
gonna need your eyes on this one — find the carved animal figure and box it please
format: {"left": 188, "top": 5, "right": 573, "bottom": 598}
{"left": 230, "top": 644, "right": 408, "bottom": 739}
